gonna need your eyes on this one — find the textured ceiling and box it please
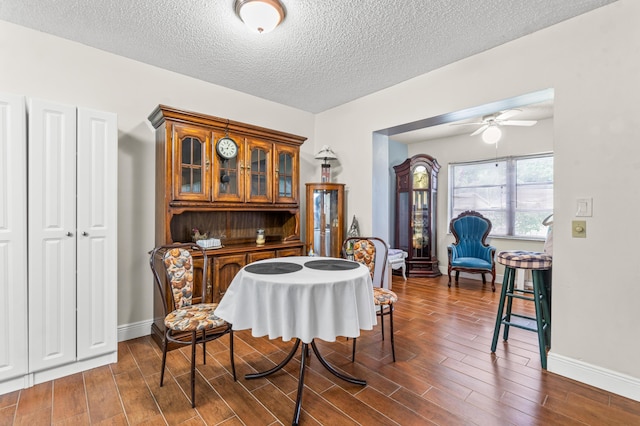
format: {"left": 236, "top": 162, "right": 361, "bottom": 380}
{"left": 0, "top": 0, "right": 616, "bottom": 114}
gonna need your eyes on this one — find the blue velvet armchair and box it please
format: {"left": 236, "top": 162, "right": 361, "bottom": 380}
{"left": 448, "top": 211, "right": 497, "bottom": 291}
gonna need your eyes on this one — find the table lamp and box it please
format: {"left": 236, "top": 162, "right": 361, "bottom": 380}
{"left": 314, "top": 145, "right": 337, "bottom": 182}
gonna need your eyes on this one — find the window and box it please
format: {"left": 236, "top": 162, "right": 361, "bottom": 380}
{"left": 449, "top": 154, "right": 553, "bottom": 238}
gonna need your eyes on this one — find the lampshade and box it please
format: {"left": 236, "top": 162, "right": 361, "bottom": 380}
{"left": 314, "top": 145, "right": 337, "bottom": 163}
{"left": 235, "top": 0, "right": 286, "bottom": 34}
{"left": 482, "top": 125, "right": 502, "bottom": 144}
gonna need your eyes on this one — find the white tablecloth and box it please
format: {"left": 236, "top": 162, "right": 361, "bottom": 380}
{"left": 214, "top": 256, "right": 377, "bottom": 343}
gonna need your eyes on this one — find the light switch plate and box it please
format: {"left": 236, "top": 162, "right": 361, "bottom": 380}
{"left": 576, "top": 198, "right": 592, "bottom": 217}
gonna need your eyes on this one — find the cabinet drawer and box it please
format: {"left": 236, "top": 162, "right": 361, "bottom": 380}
{"left": 247, "top": 250, "right": 276, "bottom": 263}
{"left": 277, "top": 247, "right": 304, "bottom": 257}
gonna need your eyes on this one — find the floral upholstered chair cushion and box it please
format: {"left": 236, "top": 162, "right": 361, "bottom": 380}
{"left": 352, "top": 239, "right": 398, "bottom": 306}
{"left": 162, "top": 247, "right": 227, "bottom": 332}
{"left": 353, "top": 239, "right": 376, "bottom": 278}
{"left": 164, "top": 303, "right": 227, "bottom": 332}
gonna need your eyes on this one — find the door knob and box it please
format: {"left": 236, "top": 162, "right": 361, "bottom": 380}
{"left": 66, "top": 231, "right": 73, "bottom": 237}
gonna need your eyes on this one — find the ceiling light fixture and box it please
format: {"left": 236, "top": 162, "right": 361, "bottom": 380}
{"left": 234, "top": 0, "right": 286, "bottom": 34}
{"left": 482, "top": 125, "right": 502, "bottom": 144}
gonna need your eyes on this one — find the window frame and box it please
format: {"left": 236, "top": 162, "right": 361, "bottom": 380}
{"left": 448, "top": 152, "right": 553, "bottom": 240}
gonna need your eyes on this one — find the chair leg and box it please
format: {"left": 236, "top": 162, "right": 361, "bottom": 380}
{"left": 491, "top": 267, "right": 514, "bottom": 352}
{"left": 389, "top": 304, "right": 396, "bottom": 362}
{"left": 351, "top": 338, "right": 357, "bottom": 362}
{"left": 455, "top": 271, "right": 460, "bottom": 283}
{"left": 379, "top": 305, "right": 385, "bottom": 341}
{"left": 503, "top": 269, "right": 516, "bottom": 342}
{"left": 532, "top": 271, "right": 548, "bottom": 369}
{"left": 481, "top": 273, "right": 486, "bottom": 284}
{"left": 448, "top": 268, "right": 452, "bottom": 287}
{"left": 229, "top": 329, "right": 236, "bottom": 381}
{"left": 202, "top": 330, "right": 207, "bottom": 365}
{"left": 160, "top": 333, "right": 169, "bottom": 387}
{"left": 190, "top": 331, "right": 197, "bottom": 408}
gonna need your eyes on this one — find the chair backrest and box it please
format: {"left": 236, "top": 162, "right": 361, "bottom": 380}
{"left": 342, "top": 237, "right": 389, "bottom": 288}
{"left": 450, "top": 211, "right": 492, "bottom": 257}
{"left": 149, "top": 243, "right": 208, "bottom": 313}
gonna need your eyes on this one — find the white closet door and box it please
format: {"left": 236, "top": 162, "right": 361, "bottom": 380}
{"left": 28, "top": 98, "right": 77, "bottom": 372}
{"left": 76, "top": 108, "right": 117, "bottom": 360}
{"left": 0, "top": 93, "right": 28, "bottom": 383}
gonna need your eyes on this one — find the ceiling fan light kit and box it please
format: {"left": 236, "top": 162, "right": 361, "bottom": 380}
{"left": 482, "top": 125, "right": 502, "bottom": 144}
{"left": 235, "top": 0, "right": 286, "bottom": 34}
{"left": 453, "top": 109, "right": 538, "bottom": 143}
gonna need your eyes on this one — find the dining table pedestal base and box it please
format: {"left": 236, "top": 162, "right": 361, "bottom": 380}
{"left": 245, "top": 338, "right": 366, "bottom": 426}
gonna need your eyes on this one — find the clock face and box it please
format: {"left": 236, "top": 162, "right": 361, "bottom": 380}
{"left": 413, "top": 169, "right": 428, "bottom": 189}
{"left": 216, "top": 137, "right": 238, "bottom": 159}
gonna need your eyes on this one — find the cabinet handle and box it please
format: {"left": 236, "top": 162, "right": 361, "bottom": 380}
{"left": 205, "top": 158, "right": 210, "bottom": 171}
{"left": 207, "top": 279, "right": 212, "bottom": 294}
{"left": 239, "top": 161, "right": 244, "bottom": 170}
{"left": 66, "top": 231, "right": 73, "bottom": 237}
{"left": 82, "top": 231, "right": 89, "bottom": 236}
{"left": 275, "top": 168, "right": 279, "bottom": 177}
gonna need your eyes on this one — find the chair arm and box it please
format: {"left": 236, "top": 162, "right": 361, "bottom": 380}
{"left": 481, "top": 245, "right": 497, "bottom": 263}
{"left": 447, "top": 244, "right": 459, "bottom": 262}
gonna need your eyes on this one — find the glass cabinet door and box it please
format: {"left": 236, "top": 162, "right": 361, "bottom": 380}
{"left": 213, "top": 132, "right": 244, "bottom": 202}
{"left": 246, "top": 138, "right": 272, "bottom": 203}
{"left": 275, "top": 145, "right": 298, "bottom": 203}
{"left": 172, "top": 124, "right": 211, "bottom": 201}
{"left": 305, "top": 183, "right": 344, "bottom": 258}
{"left": 411, "top": 165, "right": 430, "bottom": 259}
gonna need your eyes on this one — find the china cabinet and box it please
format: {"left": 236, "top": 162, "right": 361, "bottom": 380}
{"left": 394, "top": 154, "right": 441, "bottom": 277}
{"left": 305, "top": 183, "right": 345, "bottom": 258}
{"left": 149, "top": 105, "right": 306, "bottom": 346}
{"left": 1, "top": 93, "right": 117, "bottom": 395}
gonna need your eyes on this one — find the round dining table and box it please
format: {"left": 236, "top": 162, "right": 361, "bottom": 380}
{"left": 214, "top": 256, "right": 376, "bottom": 425}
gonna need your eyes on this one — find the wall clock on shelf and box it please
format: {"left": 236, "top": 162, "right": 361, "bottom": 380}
{"left": 216, "top": 136, "right": 238, "bottom": 159}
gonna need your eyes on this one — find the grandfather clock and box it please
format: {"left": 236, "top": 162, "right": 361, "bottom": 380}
{"left": 394, "top": 154, "right": 441, "bottom": 277}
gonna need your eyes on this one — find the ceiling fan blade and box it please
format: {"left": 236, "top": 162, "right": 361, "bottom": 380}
{"left": 470, "top": 124, "right": 489, "bottom": 136}
{"left": 495, "top": 109, "right": 521, "bottom": 120}
{"left": 450, "top": 122, "right": 483, "bottom": 126}
{"left": 500, "top": 120, "right": 537, "bottom": 126}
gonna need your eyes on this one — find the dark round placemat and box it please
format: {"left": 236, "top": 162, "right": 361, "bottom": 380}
{"left": 244, "top": 262, "right": 303, "bottom": 275}
{"left": 304, "top": 259, "right": 360, "bottom": 271}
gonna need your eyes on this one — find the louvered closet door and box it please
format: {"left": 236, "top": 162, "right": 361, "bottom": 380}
{"left": 28, "top": 98, "right": 77, "bottom": 372}
{"left": 76, "top": 108, "right": 117, "bottom": 360}
{"left": 0, "top": 93, "right": 28, "bottom": 383}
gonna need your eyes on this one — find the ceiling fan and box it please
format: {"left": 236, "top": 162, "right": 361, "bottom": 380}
{"left": 454, "top": 109, "right": 538, "bottom": 137}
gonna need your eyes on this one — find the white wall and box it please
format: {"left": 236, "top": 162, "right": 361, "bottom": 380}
{"left": 0, "top": 20, "right": 316, "bottom": 335}
{"left": 315, "top": 0, "right": 640, "bottom": 400}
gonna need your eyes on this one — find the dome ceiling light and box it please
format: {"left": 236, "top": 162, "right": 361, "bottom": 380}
{"left": 234, "top": 0, "right": 286, "bottom": 34}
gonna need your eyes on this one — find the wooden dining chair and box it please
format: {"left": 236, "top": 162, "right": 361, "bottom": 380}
{"left": 342, "top": 237, "right": 397, "bottom": 362}
{"left": 149, "top": 243, "right": 236, "bottom": 408}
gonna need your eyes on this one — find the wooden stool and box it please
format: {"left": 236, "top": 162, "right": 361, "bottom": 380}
{"left": 491, "top": 250, "right": 552, "bottom": 368}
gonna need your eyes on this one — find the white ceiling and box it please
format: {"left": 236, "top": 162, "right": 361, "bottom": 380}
{"left": 0, "top": 0, "right": 616, "bottom": 115}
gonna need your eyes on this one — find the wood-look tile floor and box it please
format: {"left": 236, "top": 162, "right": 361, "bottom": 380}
{"left": 3, "top": 275, "right": 640, "bottom": 425}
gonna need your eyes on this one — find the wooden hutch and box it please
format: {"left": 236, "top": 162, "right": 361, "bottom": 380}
{"left": 149, "top": 105, "right": 306, "bottom": 346}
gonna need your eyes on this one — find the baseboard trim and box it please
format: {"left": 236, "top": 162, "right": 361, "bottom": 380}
{"left": 548, "top": 352, "right": 640, "bottom": 402}
{"left": 118, "top": 319, "right": 153, "bottom": 342}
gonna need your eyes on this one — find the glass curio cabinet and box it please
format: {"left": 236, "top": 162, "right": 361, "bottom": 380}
{"left": 305, "top": 183, "right": 345, "bottom": 258}
{"left": 394, "top": 154, "right": 441, "bottom": 277}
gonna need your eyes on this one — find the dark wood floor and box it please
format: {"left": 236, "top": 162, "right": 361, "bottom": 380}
{"left": 3, "top": 274, "right": 640, "bottom": 425}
